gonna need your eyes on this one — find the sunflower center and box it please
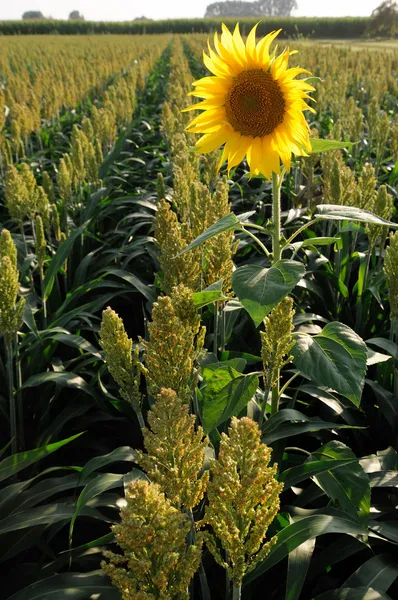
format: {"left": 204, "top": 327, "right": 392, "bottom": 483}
{"left": 225, "top": 69, "right": 285, "bottom": 138}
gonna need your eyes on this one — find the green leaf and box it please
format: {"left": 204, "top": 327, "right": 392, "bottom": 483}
{"left": 193, "top": 280, "right": 228, "bottom": 309}
{"left": 262, "top": 409, "right": 360, "bottom": 445}
{"left": 366, "top": 338, "right": 398, "bottom": 361}
{"left": 201, "top": 368, "right": 258, "bottom": 434}
{"left": 101, "top": 267, "right": 156, "bottom": 301}
{"left": 315, "top": 205, "right": 398, "bottom": 228}
{"left": 69, "top": 469, "right": 145, "bottom": 546}
{"left": 231, "top": 260, "right": 305, "bottom": 327}
{"left": 312, "top": 588, "right": 392, "bottom": 600}
{"left": 291, "top": 322, "right": 368, "bottom": 406}
{"left": 245, "top": 511, "right": 367, "bottom": 585}
{"left": 308, "top": 441, "right": 370, "bottom": 523}
{"left": 0, "top": 502, "right": 102, "bottom": 535}
{"left": 78, "top": 446, "right": 138, "bottom": 484}
{"left": 178, "top": 213, "right": 240, "bottom": 256}
{"left": 310, "top": 139, "right": 353, "bottom": 153}
{"left": 344, "top": 553, "right": 398, "bottom": 593}
{"left": 289, "top": 237, "right": 340, "bottom": 252}
{"left": 51, "top": 333, "right": 102, "bottom": 358}
{"left": 286, "top": 538, "right": 316, "bottom": 600}
{"left": 8, "top": 570, "right": 120, "bottom": 600}
{"left": 280, "top": 458, "right": 358, "bottom": 490}
{"left": 21, "top": 372, "right": 97, "bottom": 399}
{"left": 43, "top": 221, "right": 89, "bottom": 300}
{"left": 369, "top": 521, "right": 398, "bottom": 543}
{"left": 0, "top": 434, "right": 83, "bottom": 483}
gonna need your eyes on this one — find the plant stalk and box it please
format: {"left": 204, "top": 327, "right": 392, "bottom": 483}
{"left": 232, "top": 583, "right": 241, "bottom": 600}
{"left": 6, "top": 342, "right": 17, "bottom": 455}
{"left": 271, "top": 379, "right": 280, "bottom": 415}
{"left": 271, "top": 172, "right": 281, "bottom": 262}
{"left": 15, "top": 335, "right": 24, "bottom": 450}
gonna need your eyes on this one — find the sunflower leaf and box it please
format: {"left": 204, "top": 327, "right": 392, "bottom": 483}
{"left": 310, "top": 139, "right": 354, "bottom": 153}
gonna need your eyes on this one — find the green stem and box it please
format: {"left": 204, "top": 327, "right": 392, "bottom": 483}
{"left": 242, "top": 228, "right": 270, "bottom": 256}
{"left": 15, "top": 335, "right": 24, "bottom": 451}
{"left": 284, "top": 218, "right": 322, "bottom": 249}
{"left": 232, "top": 583, "right": 241, "bottom": 600}
{"left": 214, "top": 303, "right": 220, "bottom": 357}
{"left": 271, "top": 379, "right": 280, "bottom": 415}
{"left": 272, "top": 172, "right": 281, "bottom": 262}
{"left": 6, "top": 342, "right": 17, "bottom": 455}
{"left": 40, "top": 275, "right": 47, "bottom": 329}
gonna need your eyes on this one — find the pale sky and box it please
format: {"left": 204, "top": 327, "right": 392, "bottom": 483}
{"left": 0, "top": 0, "right": 381, "bottom": 22}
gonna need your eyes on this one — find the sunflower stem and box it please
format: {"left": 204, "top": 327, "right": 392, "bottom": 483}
{"left": 271, "top": 172, "right": 281, "bottom": 262}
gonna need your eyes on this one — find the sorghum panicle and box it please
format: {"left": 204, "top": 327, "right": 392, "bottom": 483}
{"left": 101, "top": 480, "right": 203, "bottom": 600}
{"left": 204, "top": 417, "right": 282, "bottom": 585}
{"left": 261, "top": 297, "right": 295, "bottom": 391}
{"left": 137, "top": 387, "right": 209, "bottom": 509}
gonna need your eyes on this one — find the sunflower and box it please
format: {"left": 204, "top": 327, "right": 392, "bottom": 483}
{"left": 184, "top": 23, "right": 315, "bottom": 179}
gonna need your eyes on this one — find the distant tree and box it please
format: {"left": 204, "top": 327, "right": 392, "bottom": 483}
{"left": 22, "top": 11, "right": 45, "bottom": 19}
{"left": 368, "top": 1, "right": 397, "bottom": 37}
{"left": 69, "top": 10, "right": 85, "bottom": 20}
{"left": 133, "top": 16, "right": 153, "bottom": 21}
{"left": 205, "top": 0, "right": 297, "bottom": 18}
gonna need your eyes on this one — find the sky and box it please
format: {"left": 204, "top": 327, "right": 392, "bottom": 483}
{"left": 0, "top": 0, "right": 382, "bottom": 22}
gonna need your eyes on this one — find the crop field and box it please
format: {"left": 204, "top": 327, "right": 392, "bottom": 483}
{"left": 0, "top": 30, "right": 398, "bottom": 600}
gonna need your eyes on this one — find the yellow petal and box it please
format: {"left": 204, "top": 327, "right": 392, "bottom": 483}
{"left": 196, "top": 127, "right": 229, "bottom": 153}
{"left": 245, "top": 22, "right": 259, "bottom": 66}
{"left": 256, "top": 29, "right": 281, "bottom": 65}
{"left": 232, "top": 23, "right": 247, "bottom": 64}
{"left": 271, "top": 49, "right": 290, "bottom": 80}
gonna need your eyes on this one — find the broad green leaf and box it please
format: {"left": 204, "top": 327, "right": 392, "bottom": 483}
{"left": 310, "top": 139, "right": 353, "bottom": 153}
{"left": 51, "top": 333, "right": 102, "bottom": 358}
{"left": 366, "top": 380, "right": 398, "bottom": 429}
{"left": 367, "top": 348, "right": 391, "bottom": 366}
{"left": 291, "top": 322, "right": 368, "bottom": 406}
{"left": 8, "top": 570, "right": 120, "bottom": 600}
{"left": 312, "top": 588, "right": 392, "bottom": 600}
{"left": 101, "top": 267, "right": 156, "bottom": 301}
{"left": 5, "top": 473, "right": 81, "bottom": 517}
{"left": 69, "top": 469, "right": 144, "bottom": 546}
{"left": 262, "top": 409, "right": 359, "bottom": 445}
{"left": 231, "top": 260, "right": 305, "bottom": 327}
{"left": 193, "top": 280, "right": 228, "bottom": 309}
{"left": 245, "top": 511, "right": 367, "bottom": 584}
{"left": 178, "top": 213, "right": 240, "bottom": 256}
{"left": 0, "top": 502, "right": 102, "bottom": 535}
{"left": 310, "top": 536, "right": 366, "bottom": 581}
{"left": 289, "top": 237, "right": 340, "bottom": 252}
{"left": 286, "top": 538, "right": 315, "bottom": 600}
{"left": 369, "top": 471, "right": 398, "bottom": 487}
{"left": 21, "top": 372, "right": 97, "bottom": 399}
{"left": 202, "top": 359, "right": 247, "bottom": 375}
{"left": 308, "top": 441, "right": 370, "bottom": 523}
{"left": 43, "top": 221, "right": 89, "bottom": 300}
{"left": 315, "top": 205, "right": 398, "bottom": 228}
{"left": 369, "top": 521, "right": 398, "bottom": 543}
{"left": 280, "top": 458, "right": 358, "bottom": 490}
{"left": 78, "top": 446, "right": 138, "bottom": 484}
{"left": 366, "top": 338, "right": 398, "bottom": 361}
{"left": 201, "top": 368, "right": 258, "bottom": 433}
{"left": 0, "top": 434, "right": 83, "bottom": 483}
{"left": 344, "top": 553, "right": 398, "bottom": 593}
